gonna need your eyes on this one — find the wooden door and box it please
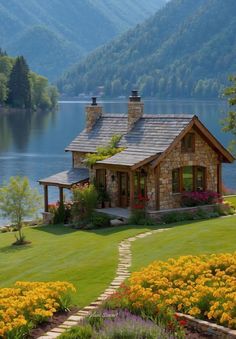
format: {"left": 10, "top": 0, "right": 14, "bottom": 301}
{"left": 118, "top": 172, "right": 130, "bottom": 208}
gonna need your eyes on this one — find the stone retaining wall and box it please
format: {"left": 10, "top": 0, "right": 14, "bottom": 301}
{"left": 147, "top": 203, "right": 228, "bottom": 222}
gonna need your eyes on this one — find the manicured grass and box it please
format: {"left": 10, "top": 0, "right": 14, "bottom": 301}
{"left": 225, "top": 195, "right": 236, "bottom": 207}
{"left": 0, "top": 224, "right": 154, "bottom": 307}
{"left": 131, "top": 216, "right": 236, "bottom": 272}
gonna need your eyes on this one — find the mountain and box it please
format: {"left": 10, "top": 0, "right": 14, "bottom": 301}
{"left": 58, "top": 0, "right": 236, "bottom": 99}
{"left": 0, "top": 0, "right": 166, "bottom": 80}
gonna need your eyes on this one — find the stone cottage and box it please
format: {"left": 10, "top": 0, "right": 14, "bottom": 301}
{"left": 39, "top": 91, "right": 234, "bottom": 213}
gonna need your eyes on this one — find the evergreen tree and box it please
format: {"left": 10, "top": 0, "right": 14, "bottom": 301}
{"left": 7, "top": 56, "right": 31, "bottom": 109}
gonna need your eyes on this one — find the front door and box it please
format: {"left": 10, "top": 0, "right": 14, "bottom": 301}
{"left": 118, "top": 172, "right": 130, "bottom": 208}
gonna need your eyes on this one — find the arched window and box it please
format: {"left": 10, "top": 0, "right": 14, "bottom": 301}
{"left": 172, "top": 166, "right": 206, "bottom": 193}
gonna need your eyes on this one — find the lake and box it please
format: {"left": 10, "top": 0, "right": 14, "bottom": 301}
{"left": 0, "top": 99, "right": 235, "bottom": 225}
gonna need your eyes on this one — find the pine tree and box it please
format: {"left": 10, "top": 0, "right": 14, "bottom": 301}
{"left": 7, "top": 56, "right": 31, "bottom": 109}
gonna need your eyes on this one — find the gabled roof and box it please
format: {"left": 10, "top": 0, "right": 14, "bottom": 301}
{"left": 66, "top": 113, "right": 234, "bottom": 169}
{"left": 65, "top": 114, "right": 128, "bottom": 153}
{"left": 66, "top": 114, "right": 194, "bottom": 167}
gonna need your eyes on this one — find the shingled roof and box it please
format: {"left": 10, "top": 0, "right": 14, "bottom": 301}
{"left": 66, "top": 114, "right": 194, "bottom": 167}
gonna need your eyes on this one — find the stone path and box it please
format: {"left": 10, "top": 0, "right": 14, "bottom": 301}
{"left": 37, "top": 228, "right": 168, "bottom": 338}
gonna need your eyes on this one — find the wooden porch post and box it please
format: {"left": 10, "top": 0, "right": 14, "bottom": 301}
{"left": 59, "top": 187, "right": 64, "bottom": 206}
{"left": 44, "top": 185, "right": 49, "bottom": 212}
{"left": 129, "top": 171, "right": 134, "bottom": 209}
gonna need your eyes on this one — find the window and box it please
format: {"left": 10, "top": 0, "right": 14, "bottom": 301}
{"left": 172, "top": 166, "right": 206, "bottom": 193}
{"left": 181, "top": 133, "right": 195, "bottom": 153}
{"left": 182, "top": 166, "right": 193, "bottom": 191}
{"left": 96, "top": 169, "right": 106, "bottom": 189}
{"left": 195, "top": 166, "right": 206, "bottom": 191}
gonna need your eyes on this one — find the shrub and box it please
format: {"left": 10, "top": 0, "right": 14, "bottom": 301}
{"left": 97, "top": 309, "right": 169, "bottom": 339}
{"left": 90, "top": 212, "right": 111, "bottom": 228}
{"left": 181, "top": 191, "right": 221, "bottom": 207}
{"left": 72, "top": 184, "right": 98, "bottom": 223}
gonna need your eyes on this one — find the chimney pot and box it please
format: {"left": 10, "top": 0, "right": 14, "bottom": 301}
{"left": 91, "top": 96, "right": 97, "bottom": 106}
{"left": 129, "top": 89, "right": 141, "bottom": 102}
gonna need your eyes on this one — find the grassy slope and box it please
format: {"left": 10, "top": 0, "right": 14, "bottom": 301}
{"left": 131, "top": 216, "right": 236, "bottom": 272}
{"left": 0, "top": 224, "right": 153, "bottom": 307}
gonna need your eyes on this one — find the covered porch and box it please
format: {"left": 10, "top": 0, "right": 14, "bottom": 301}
{"left": 39, "top": 168, "right": 89, "bottom": 212}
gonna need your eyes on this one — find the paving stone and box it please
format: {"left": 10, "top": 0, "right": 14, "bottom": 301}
{"left": 51, "top": 328, "right": 66, "bottom": 333}
{"left": 59, "top": 324, "right": 73, "bottom": 329}
{"left": 67, "top": 315, "right": 83, "bottom": 321}
{"left": 44, "top": 332, "right": 60, "bottom": 338}
{"left": 62, "top": 320, "right": 78, "bottom": 326}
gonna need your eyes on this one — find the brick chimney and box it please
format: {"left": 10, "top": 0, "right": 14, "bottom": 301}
{"left": 128, "top": 90, "right": 144, "bottom": 130}
{"left": 86, "top": 97, "right": 102, "bottom": 132}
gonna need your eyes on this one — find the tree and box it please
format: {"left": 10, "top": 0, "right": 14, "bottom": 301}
{"left": 0, "top": 177, "right": 42, "bottom": 245}
{"left": 7, "top": 56, "right": 31, "bottom": 109}
{"left": 223, "top": 75, "right": 236, "bottom": 153}
{"left": 0, "top": 73, "right": 8, "bottom": 103}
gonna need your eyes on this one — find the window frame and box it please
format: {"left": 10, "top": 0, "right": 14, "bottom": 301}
{"left": 172, "top": 166, "right": 206, "bottom": 193}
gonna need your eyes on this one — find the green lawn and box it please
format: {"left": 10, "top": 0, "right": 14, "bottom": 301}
{"left": 225, "top": 195, "right": 236, "bottom": 207}
{"left": 0, "top": 224, "right": 153, "bottom": 307}
{"left": 1, "top": 216, "right": 235, "bottom": 309}
{"left": 131, "top": 216, "right": 236, "bottom": 272}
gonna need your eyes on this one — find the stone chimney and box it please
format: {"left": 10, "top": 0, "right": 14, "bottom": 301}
{"left": 86, "top": 97, "right": 102, "bottom": 132}
{"left": 128, "top": 90, "right": 144, "bottom": 130}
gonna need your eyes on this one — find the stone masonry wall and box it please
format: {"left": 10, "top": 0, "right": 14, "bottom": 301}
{"left": 146, "top": 167, "right": 156, "bottom": 210}
{"left": 73, "top": 152, "right": 86, "bottom": 168}
{"left": 106, "top": 169, "right": 119, "bottom": 207}
{"left": 159, "top": 130, "right": 219, "bottom": 210}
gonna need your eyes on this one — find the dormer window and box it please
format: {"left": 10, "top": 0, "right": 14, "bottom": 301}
{"left": 181, "top": 133, "right": 195, "bottom": 153}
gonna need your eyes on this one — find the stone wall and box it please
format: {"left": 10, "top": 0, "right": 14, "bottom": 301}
{"left": 146, "top": 167, "right": 156, "bottom": 210}
{"left": 158, "top": 129, "right": 219, "bottom": 210}
{"left": 73, "top": 152, "right": 86, "bottom": 168}
{"left": 106, "top": 169, "right": 119, "bottom": 207}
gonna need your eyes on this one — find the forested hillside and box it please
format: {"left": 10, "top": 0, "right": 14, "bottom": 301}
{"left": 0, "top": 0, "right": 166, "bottom": 80}
{"left": 58, "top": 0, "right": 236, "bottom": 99}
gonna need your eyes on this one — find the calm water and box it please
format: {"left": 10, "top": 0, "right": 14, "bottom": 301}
{"left": 0, "top": 99, "right": 235, "bottom": 225}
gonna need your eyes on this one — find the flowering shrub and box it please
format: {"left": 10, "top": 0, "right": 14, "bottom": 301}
{"left": 0, "top": 281, "right": 75, "bottom": 338}
{"left": 48, "top": 202, "right": 72, "bottom": 224}
{"left": 181, "top": 191, "right": 221, "bottom": 207}
{"left": 60, "top": 309, "right": 183, "bottom": 338}
{"left": 111, "top": 253, "right": 236, "bottom": 329}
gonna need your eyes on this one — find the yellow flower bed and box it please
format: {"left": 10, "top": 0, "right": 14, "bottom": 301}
{"left": 128, "top": 253, "right": 236, "bottom": 329}
{"left": 0, "top": 281, "right": 76, "bottom": 338}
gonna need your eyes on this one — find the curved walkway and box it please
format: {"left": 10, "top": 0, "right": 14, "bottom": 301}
{"left": 38, "top": 228, "right": 168, "bottom": 338}
{"left": 38, "top": 225, "right": 236, "bottom": 338}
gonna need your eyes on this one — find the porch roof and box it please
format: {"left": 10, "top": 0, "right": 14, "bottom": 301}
{"left": 97, "top": 148, "right": 159, "bottom": 168}
{"left": 38, "top": 168, "right": 89, "bottom": 188}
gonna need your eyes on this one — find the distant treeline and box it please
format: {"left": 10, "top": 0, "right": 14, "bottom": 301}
{"left": 0, "top": 49, "right": 58, "bottom": 110}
